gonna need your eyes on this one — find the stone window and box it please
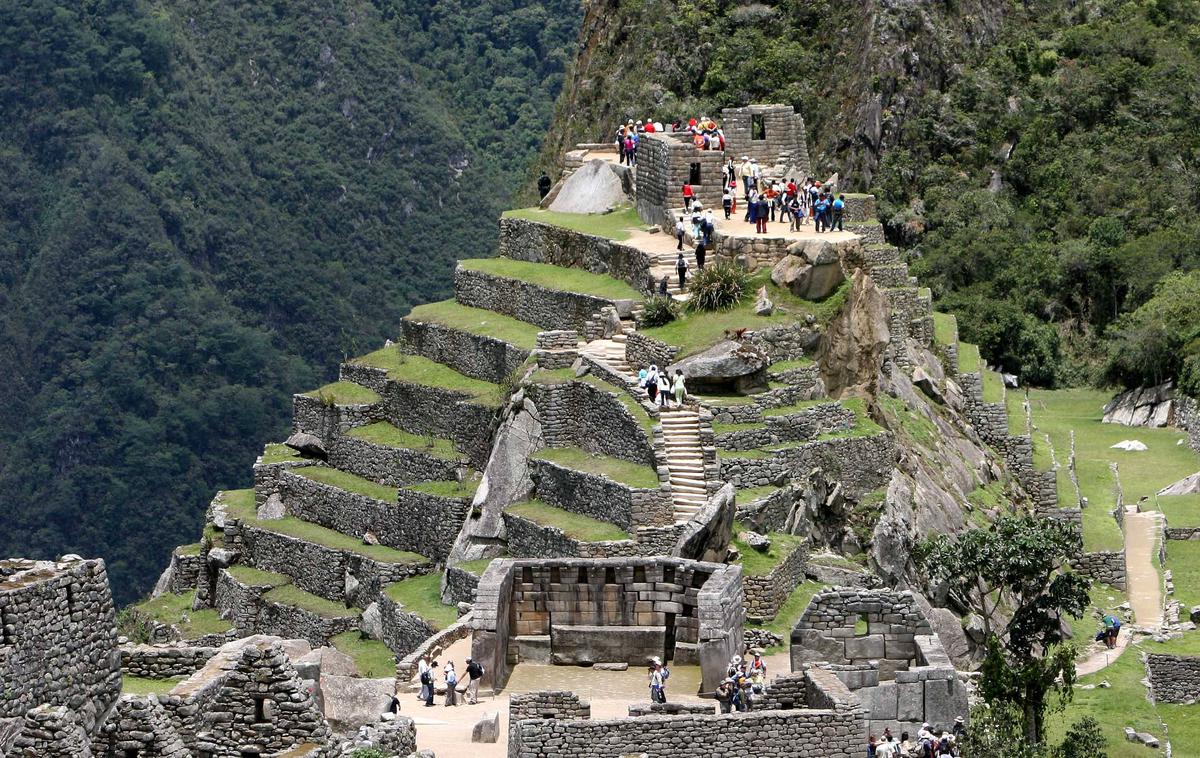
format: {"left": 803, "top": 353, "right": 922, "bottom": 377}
{"left": 751, "top": 114, "right": 766, "bottom": 140}
{"left": 576, "top": 567, "right": 588, "bottom": 584}
{"left": 662, "top": 565, "right": 675, "bottom": 584}
{"left": 604, "top": 567, "right": 616, "bottom": 585}
{"left": 633, "top": 566, "right": 646, "bottom": 583}
{"left": 253, "top": 696, "right": 270, "bottom": 723}
{"left": 689, "top": 162, "right": 702, "bottom": 186}
{"left": 124, "top": 750, "right": 138, "bottom": 758}
{"left": 549, "top": 567, "right": 561, "bottom": 584}
{"left": 854, "top": 614, "right": 870, "bottom": 635}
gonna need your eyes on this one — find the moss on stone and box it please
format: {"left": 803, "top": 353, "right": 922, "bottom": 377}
{"left": 506, "top": 499, "right": 630, "bottom": 542}
{"left": 303, "top": 380, "right": 381, "bottom": 405}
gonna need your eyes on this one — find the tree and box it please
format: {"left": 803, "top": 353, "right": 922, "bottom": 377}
{"left": 918, "top": 516, "right": 1091, "bottom": 743}
{"left": 961, "top": 703, "right": 1107, "bottom": 758}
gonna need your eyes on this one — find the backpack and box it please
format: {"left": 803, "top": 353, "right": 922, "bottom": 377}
{"left": 420, "top": 670, "right": 432, "bottom": 686}
{"left": 661, "top": 666, "right": 670, "bottom": 680}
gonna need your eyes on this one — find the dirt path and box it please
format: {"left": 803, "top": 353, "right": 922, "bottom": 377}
{"left": 1124, "top": 507, "right": 1162, "bottom": 628}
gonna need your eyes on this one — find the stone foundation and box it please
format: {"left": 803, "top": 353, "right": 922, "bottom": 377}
{"left": 719, "top": 432, "right": 896, "bottom": 497}
{"left": 455, "top": 265, "right": 631, "bottom": 333}
{"left": 1147, "top": 653, "right": 1200, "bottom": 703}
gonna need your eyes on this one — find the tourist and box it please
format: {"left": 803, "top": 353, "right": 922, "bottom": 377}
{"left": 727, "top": 655, "right": 742, "bottom": 679}
{"left": 740, "top": 157, "right": 753, "bottom": 199}
{"left": 1103, "top": 613, "right": 1122, "bottom": 648}
{"left": 815, "top": 194, "right": 830, "bottom": 233}
{"left": 658, "top": 276, "right": 669, "bottom": 296}
{"left": 831, "top": 193, "right": 846, "bottom": 231}
{"left": 615, "top": 124, "right": 627, "bottom": 164}
{"left": 422, "top": 659, "right": 437, "bottom": 706}
{"left": 646, "top": 364, "right": 660, "bottom": 404}
{"left": 676, "top": 252, "right": 689, "bottom": 292}
{"left": 649, "top": 658, "right": 666, "bottom": 703}
{"left": 764, "top": 182, "right": 778, "bottom": 222}
{"left": 951, "top": 717, "right": 966, "bottom": 742}
{"left": 788, "top": 194, "right": 803, "bottom": 231}
{"left": 675, "top": 215, "right": 686, "bottom": 251}
{"left": 750, "top": 159, "right": 762, "bottom": 191}
{"left": 899, "top": 731, "right": 915, "bottom": 757}
{"left": 464, "top": 657, "right": 484, "bottom": 704}
{"left": 722, "top": 186, "right": 733, "bottom": 220}
{"left": 755, "top": 193, "right": 770, "bottom": 234}
{"left": 702, "top": 206, "right": 715, "bottom": 245}
{"left": 672, "top": 370, "right": 687, "bottom": 406}
{"left": 443, "top": 662, "right": 458, "bottom": 706}
{"left": 715, "top": 678, "right": 734, "bottom": 714}
{"left": 694, "top": 239, "right": 707, "bottom": 272}
{"left": 537, "top": 172, "right": 552, "bottom": 200}
{"left": 657, "top": 372, "right": 670, "bottom": 409}
{"left": 749, "top": 652, "right": 767, "bottom": 680}
{"left": 868, "top": 734, "right": 878, "bottom": 758}
{"left": 691, "top": 204, "right": 703, "bottom": 240}
{"left": 418, "top": 656, "right": 434, "bottom": 706}
{"left": 637, "top": 367, "right": 648, "bottom": 387}
{"left": 682, "top": 182, "right": 695, "bottom": 212}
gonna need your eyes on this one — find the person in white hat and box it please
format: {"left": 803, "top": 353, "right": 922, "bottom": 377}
{"left": 648, "top": 657, "right": 667, "bottom": 703}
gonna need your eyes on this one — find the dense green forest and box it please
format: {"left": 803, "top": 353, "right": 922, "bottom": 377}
{"left": 0, "top": 0, "right": 579, "bottom": 603}
{"left": 542, "top": 0, "right": 1200, "bottom": 390}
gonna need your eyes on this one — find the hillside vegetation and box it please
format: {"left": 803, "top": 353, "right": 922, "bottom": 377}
{"left": 0, "top": 0, "right": 579, "bottom": 603}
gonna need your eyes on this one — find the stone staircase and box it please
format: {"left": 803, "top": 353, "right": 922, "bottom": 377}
{"left": 660, "top": 409, "right": 709, "bottom": 522}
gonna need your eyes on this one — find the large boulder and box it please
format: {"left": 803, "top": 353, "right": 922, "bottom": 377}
{"left": 670, "top": 340, "right": 769, "bottom": 393}
{"left": 472, "top": 711, "right": 500, "bottom": 743}
{"left": 1160, "top": 472, "right": 1200, "bottom": 497}
{"left": 1102, "top": 382, "right": 1176, "bottom": 427}
{"left": 818, "top": 269, "right": 890, "bottom": 397}
{"left": 771, "top": 253, "right": 845, "bottom": 302}
{"left": 257, "top": 492, "right": 286, "bottom": 520}
{"left": 547, "top": 159, "right": 634, "bottom": 214}
{"left": 320, "top": 675, "right": 395, "bottom": 734}
{"left": 285, "top": 432, "right": 327, "bottom": 459}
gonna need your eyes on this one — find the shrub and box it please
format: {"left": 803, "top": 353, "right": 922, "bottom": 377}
{"left": 640, "top": 296, "right": 680, "bottom": 327}
{"left": 686, "top": 263, "right": 748, "bottom": 312}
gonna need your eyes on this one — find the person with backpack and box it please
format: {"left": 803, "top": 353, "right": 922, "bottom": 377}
{"left": 755, "top": 193, "right": 770, "bottom": 234}
{"left": 675, "top": 215, "right": 686, "bottom": 250}
{"left": 694, "top": 239, "right": 707, "bottom": 271}
{"left": 831, "top": 193, "right": 846, "bottom": 231}
{"left": 443, "top": 662, "right": 459, "bottom": 706}
{"left": 1103, "top": 613, "right": 1122, "bottom": 648}
{"left": 465, "top": 657, "right": 485, "bottom": 704}
{"left": 715, "top": 678, "right": 734, "bottom": 714}
{"left": 419, "top": 657, "right": 436, "bottom": 707}
{"left": 675, "top": 252, "right": 689, "bottom": 292}
{"left": 722, "top": 186, "right": 733, "bottom": 220}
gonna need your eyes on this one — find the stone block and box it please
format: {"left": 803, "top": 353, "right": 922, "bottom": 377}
{"left": 924, "top": 677, "right": 967, "bottom": 729}
{"left": 845, "top": 634, "right": 886, "bottom": 660}
{"left": 549, "top": 625, "right": 665, "bottom": 665}
{"left": 897, "top": 682, "right": 925, "bottom": 722}
{"left": 862, "top": 683, "right": 898, "bottom": 720}
{"left": 472, "top": 711, "right": 500, "bottom": 743}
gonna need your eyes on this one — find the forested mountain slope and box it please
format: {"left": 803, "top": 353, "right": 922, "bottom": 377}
{"left": 0, "top": 0, "right": 578, "bottom": 603}
{"left": 542, "top": 0, "right": 1200, "bottom": 389}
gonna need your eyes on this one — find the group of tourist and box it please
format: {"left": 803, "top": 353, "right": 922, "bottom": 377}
{"left": 615, "top": 115, "right": 725, "bottom": 167}
{"left": 414, "top": 655, "right": 485, "bottom": 707}
{"left": 714, "top": 652, "right": 769, "bottom": 713}
{"left": 869, "top": 720, "right": 966, "bottom": 757}
{"left": 637, "top": 364, "right": 687, "bottom": 407}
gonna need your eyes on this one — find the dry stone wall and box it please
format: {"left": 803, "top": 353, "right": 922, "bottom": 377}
{"left": 328, "top": 432, "right": 467, "bottom": 487}
{"left": 498, "top": 217, "right": 653, "bottom": 293}
{"left": 720, "top": 432, "right": 896, "bottom": 497}
{"left": 721, "top": 104, "right": 811, "bottom": 172}
{"left": 1147, "top": 653, "right": 1200, "bottom": 703}
{"left": 292, "top": 394, "right": 380, "bottom": 444}
{"left": 531, "top": 458, "right": 671, "bottom": 531}
{"left": 213, "top": 569, "right": 358, "bottom": 647}
{"left": 377, "top": 594, "right": 440, "bottom": 659}
{"left": 624, "top": 330, "right": 679, "bottom": 371}
{"left": 502, "top": 512, "right": 681, "bottom": 560}
{"left": 742, "top": 540, "right": 808, "bottom": 622}
{"left": 635, "top": 132, "right": 725, "bottom": 227}
{"left": 91, "top": 695, "right": 190, "bottom": 758}
{"left": 715, "top": 402, "right": 856, "bottom": 452}
{"left": 526, "top": 380, "right": 657, "bottom": 467}
{"left": 120, "top": 644, "right": 219, "bottom": 679}
{"left": 455, "top": 266, "right": 630, "bottom": 333}
{"left": 400, "top": 317, "right": 530, "bottom": 385}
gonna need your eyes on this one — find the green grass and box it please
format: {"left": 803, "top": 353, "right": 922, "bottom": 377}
{"left": 981, "top": 368, "right": 1004, "bottom": 404}
{"left": 461, "top": 258, "right": 639, "bottom": 300}
{"left": 1027, "top": 388, "right": 1198, "bottom": 552}
{"left": 175, "top": 542, "right": 202, "bottom": 557}
{"left": 815, "top": 397, "right": 884, "bottom": 439}
{"left": 735, "top": 486, "right": 782, "bottom": 504}
{"left": 331, "top": 631, "right": 396, "bottom": 678}
{"left": 264, "top": 584, "right": 356, "bottom": 618}
{"left": 219, "top": 488, "right": 255, "bottom": 511}
{"left": 297, "top": 466, "right": 398, "bottom": 502}
{"left": 877, "top": 394, "right": 940, "bottom": 448}
{"left": 746, "top": 580, "right": 827, "bottom": 651}
{"left": 958, "top": 342, "right": 981, "bottom": 374}
{"left": 532, "top": 446, "right": 660, "bottom": 488}
{"left": 932, "top": 312, "right": 957, "bottom": 346}
{"left": 123, "top": 675, "right": 187, "bottom": 695}
{"left": 405, "top": 478, "right": 481, "bottom": 499}
{"left": 1156, "top": 493, "right": 1200, "bottom": 528}
{"left": 351, "top": 347, "right": 505, "bottom": 405}
{"left": 223, "top": 492, "right": 427, "bottom": 564}
{"left": 261, "top": 443, "right": 306, "bottom": 465}
{"left": 731, "top": 527, "right": 805, "bottom": 577}
{"left": 346, "top": 422, "right": 461, "bottom": 459}
{"left": 383, "top": 573, "right": 459, "bottom": 630}
{"left": 578, "top": 374, "right": 656, "bottom": 439}
{"left": 408, "top": 299, "right": 542, "bottom": 350}
{"left": 641, "top": 270, "right": 848, "bottom": 358}
{"left": 506, "top": 499, "right": 630, "bottom": 542}
{"left": 766, "top": 358, "right": 814, "bottom": 374}
{"left": 455, "top": 557, "right": 499, "bottom": 576}
{"left": 304, "top": 380, "right": 381, "bottom": 405}
{"left": 1165, "top": 540, "right": 1200, "bottom": 612}
{"left": 132, "top": 591, "right": 233, "bottom": 638}
{"left": 502, "top": 206, "right": 643, "bottom": 241}
{"left": 226, "top": 564, "right": 290, "bottom": 587}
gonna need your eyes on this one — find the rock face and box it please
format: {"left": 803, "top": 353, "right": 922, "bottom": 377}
{"left": 1160, "top": 472, "right": 1200, "bottom": 496}
{"left": 753, "top": 285, "right": 774, "bottom": 315}
{"left": 670, "top": 340, "right": 769, "bottom": 393}
{"left": 257, "top": 492, "right": 286, "bottom": 520}
{"left": 547, "top": 159, "right": 635, "bottom": 214}
{"left": 320, "top": 675, "right": 395, "bottom": 734}
{"left": 285, "top": 432, "right": 327, "bottom": 459}
{"left": 472, "top": 711, "right": 501, "bottom": 743}
{"left": 1103, "top": 382, "right": 1177, "bottom": 427}
{"left": 771, "top": 238, "right": 852, "bottom": 301}
{"left": 818, "top": 269, "right": 890, "bottom": 397}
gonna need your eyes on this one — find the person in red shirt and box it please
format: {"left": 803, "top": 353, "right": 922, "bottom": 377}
{"left": 682, "top": 183, "right": 695, "bottom": 212}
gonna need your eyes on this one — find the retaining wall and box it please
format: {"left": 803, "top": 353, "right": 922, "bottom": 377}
{"left": 455, "top": 266, "right": 629, "bottom": 333}
{"left": 498, "top": 217, "right": 653, "bottom": 293}
{"left": 400, "top": 317, "right": 529, "bottom": 385}
{"left": 1147, "top": 653, "right": 1200, "bottom": 703}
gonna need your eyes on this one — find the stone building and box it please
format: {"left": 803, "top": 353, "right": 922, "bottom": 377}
{"left": 635, "top": 132, "right": 726, "bottom": 227}
{"left": 721, "top": 104, "right": 812, "bottom": 176}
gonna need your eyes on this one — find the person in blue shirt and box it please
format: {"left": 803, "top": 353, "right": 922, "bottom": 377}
{"left": 831, "top": 193, "right": 846, "bottom": 231}
{"left": 815, "top": 196, "right": 830, "bottom": 232}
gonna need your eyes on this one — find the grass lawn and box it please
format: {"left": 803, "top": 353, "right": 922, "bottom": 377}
{"left": 502, "top": 206, "right": 643, "bottom": 241}
{"left": 132, "top": 591, "right": 233, "bottom": 638}
{"left": 219, "top": 488, "right": 255, "bottom": 511}
{"left": 331, "top": 631, "right": 396, "bottom": 678}
{"left": 641, "top": 271, "right": 847, "bottom": 358}
{"left": 261, "top": 443, "right": 306, "bottom": 465}
{"left": 298, "top": 466, "right": 398, "bottom": 502}
{"left": 408, "top": 299, "right": 542, "bottom": 351}
{"left": 304, "top": 380, "right": 381, "bottom": 405}
{"left": 981, "top": 368, "right": 1005, "bottom": 404}
{"left": 123, "top": 675, "right": 187, "bottom": 695}
{"left": 746, "top": 580, "right": 827, "bottom": 652}
{"left": 383, "top": 574, "right": 459, "bottom": 630}
{"left": 736, "top": 486, "right": 782, "bottom": 504}
{"left": 1026, "top": 388, "right": 1198, "bottom": 552}
{"left": 1157, "top": 493, "right": 1200, "bottom": 528}
{"left": 958, "top": 342, "right": 981, "bottom": 374}
{"left": 226, "top": 565, "right": 289, "bottom": 587}
{"left": 405, "top": 478, "right": 481, "bottom": 499}
{"left": 816, "top": 397, "right": 884, "bottom": 439}
{"left": 351, "top": 348, "right": 504, "bottom": 405}
{"left": 1165, "top": 539, "right": 1200, "bottom": 612}
{"left": 223, "top": 491, "right": 426, "bottom": 565}
{"left": 932, "top": 312, "right": 957, "bottom": 346}
{"left": 264, "top": 584, "right": 356, "bottom": 618}
{"left": 731, "top": 527, "right": 805, "bottom": 577}
{"left": 761, "top": 399, "right": 835, "bottom": 417}
{"left": 456, "top": 557, "right": 499, "bottom": 576}
{"left": 507, "top": 499, "right": 630, "bottom": 542}
{"left": 532, "top": 446, "right": 660, "bottom": 488}
{"left": 460, "top": 258, "right": 639, "bottom": 300}
{"left": 176, "top": 542, "right": 202, "bottom": 557}
{"left": 766, "top": 358, "right": 814, "bottom": 374}
{"left": 346, "top": 422, "right": 461, "bottom": 459}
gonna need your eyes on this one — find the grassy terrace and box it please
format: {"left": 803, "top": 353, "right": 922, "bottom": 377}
{"left": 408, "top": 299, "right": 542, "bottom": 350}
{"left": 1027, "top": 388, "right": 1197, "bottom": 553}
{"left": 347, "top": 421, "right": 461, "bottom": 459}
{"left": 532, "top": 446, "right": 659, "bottom": 488}
{"left": 957, "top": 342, "right": 981, "bottom": 374}
{"left": 123, "top": 676, "right": 186, "bottom": 696}
{"left": 1157, "top": 493, "right": 1200, "bottom": 528}
{"left": 298, "top": 466, "right": 398, "bottom": 502}
{"left": 532, "top": 370, "right": 657, "bottom": 441}
{"left": 226, "top": 564, "right": 289, "bottom": 586}
{"left": 766, "top": 358, "right": 814, "bottom": 375}
{"left": 264, "top": 584, "right": 355, "bottom": 618}
{"left": 506, "top": 499, "right": 630, "bottom": 542}
{"left": 712, "top": 419, "right": 766, "bottom": 435}
{"left": 383, "top": 574, "right": 460, "bottom": 630}
{"left": 746, "top": 580, "right": 827, "bottom": 651}
{"left": 351, "top": 347, "right": 505, "bottom": 405}
{"left": 304, "top": 380, "right": 380, "bottom": 405}
{"left": 735, "top": 485, "right": 782, "bottom": 503}
{"left": 981, "top": 368, "right": 1004, "bottom": 404}
{"left": 456, "top": 557, "right": 499, "bottom": 576}
{"left": 331, "top": 631, "right": 396, "bottom": 678}
{"left": 731, "top": 527, "right": 805, "bottom": 576}
{"left": 405, "top": 478, "right": 481, "bottom": 499}
{"left": 1166, "top": 540, "right": 1200, "bottom": 612}
{"left": 460, "top": 258, "right": 639, "bottom": 300}
{"left": 132, "top": 590, "right": 233, "bottom": 638}
{"left": 932, "top": 312, "right": 957, "bottom": 346}
{"left": 261, "top": 443, "right": 306, "bottom": 465}
{"left": 223, "top": 489, "right": 426, "bottom": 564}
{"left": 642, "top": 271, "right": 848, "bottom": 358}
{"left": 502, "top": 206, "right": 643, "bottom": 241}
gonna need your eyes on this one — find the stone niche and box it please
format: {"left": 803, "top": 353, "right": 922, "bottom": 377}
{"left": 470, "top": 557, "right": 744, "bottom": 694}
{"left": 790, "top": 587, "right": 968, "bottom": 735}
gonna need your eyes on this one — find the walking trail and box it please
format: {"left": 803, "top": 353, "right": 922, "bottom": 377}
{"left": 1075, "top": 506, "right": 1163, "bottom": 677}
